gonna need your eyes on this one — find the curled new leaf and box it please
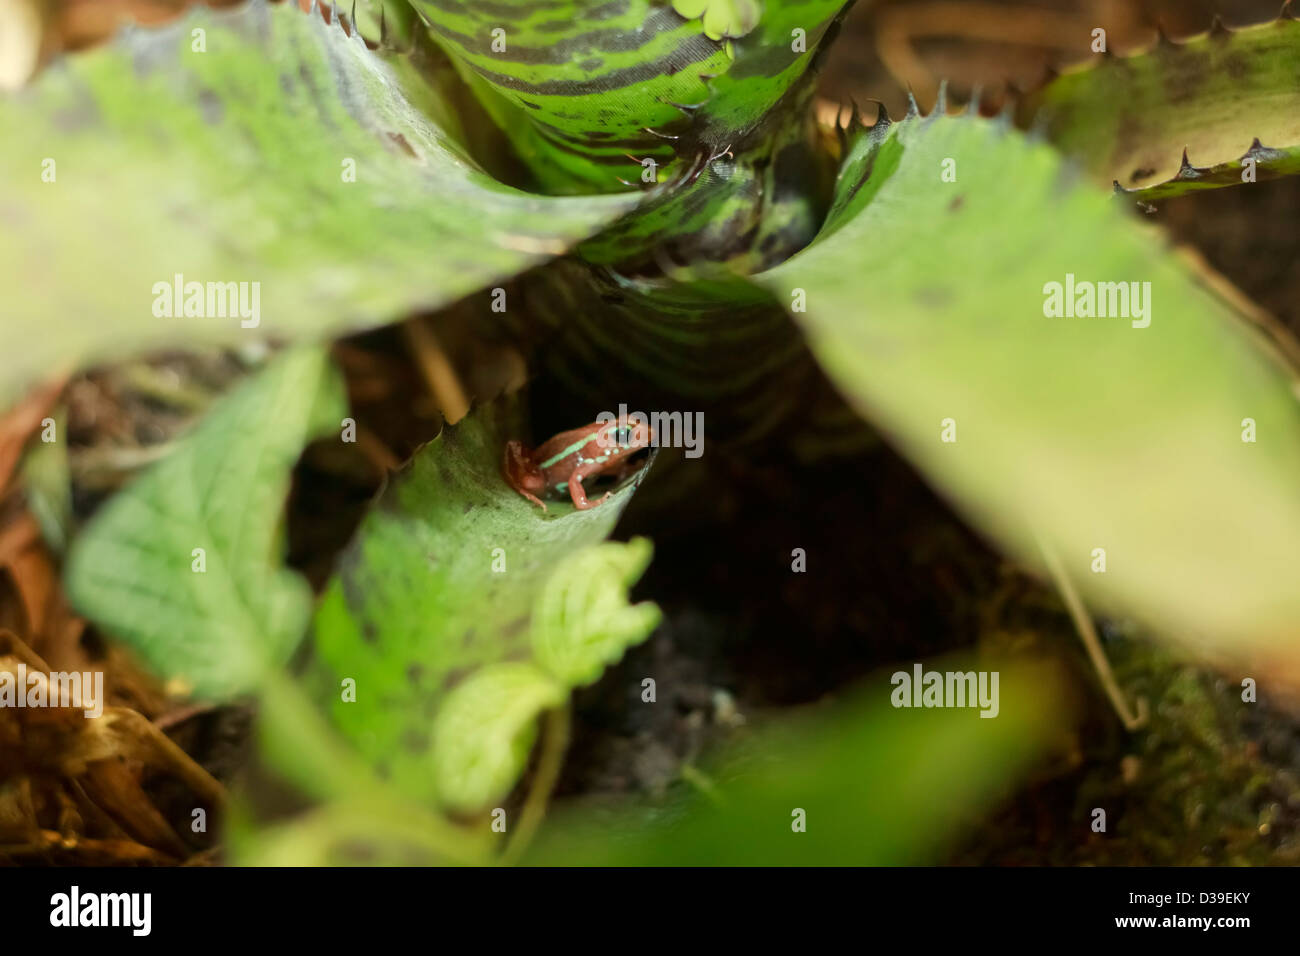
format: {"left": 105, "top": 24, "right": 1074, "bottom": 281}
{"left": 430, "top": 662, "right": 566, "bottom": 813}
{"left": 532, "top": 538, "right": 661, "bottom": 688}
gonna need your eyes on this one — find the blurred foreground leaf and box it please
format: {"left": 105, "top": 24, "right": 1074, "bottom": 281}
{"left": 527, "top": 659, "right": 1065, "bottom": 865}
{"left": 0, "top": 0, "right": 635, "bottom": 406}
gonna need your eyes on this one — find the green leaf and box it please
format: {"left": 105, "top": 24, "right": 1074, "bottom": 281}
{"left": 408, "top": 0, "right": 731, "bottom": 192}
{"left": 227, "top": 786, "right": 487, "bottom": 865}
{"left": 236, "top": 672, "right": 493, "bottom": 863}
{"left": 693, "top": 0, "right": 846, "bottom": 146}
{"left": 64, "top": 346, "right": 347, "bottom": 700}
{"left": 760, "top": 107, "right": 1300, "bottom": 657}
{"left": 673, "top": 0, "right": 711, "bottom": 22}
{"left": 532, "top": 538, "right": 661, "bottom": 687}
{"left": 256, "top": 672, "right": 388, "bottom": 804}
{"left": 0, "top": 0, "right": 634, "bottom": 407}
{"left": 340, "top": 0, "right": 419, "bottom": 51}
{"left": 527, "top": 659, "right": 1065, "bottom": 865}
{"left": 406, "top": 0, "right": 847, "bottom": 193}
{"left": 577, "top": 93, "right": 830, "bottom": 271}
{"left": 1019, "top": 14, "right": 1300, "bottom": 200}
{"left": 563, "top": 0, "right": 843, "bottom": 266}
{"left": 429, "top": 662, "right": 565, "bottom": 813}
{"left": 673, "top": 0, "right": 760, "bottom": 42}
{"left": 307, "top": 397, "right": 658, "bottom": 810}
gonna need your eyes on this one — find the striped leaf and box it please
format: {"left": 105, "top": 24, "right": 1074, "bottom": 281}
{"left": 407, "top": 0, "right": 848, "bottom": 193}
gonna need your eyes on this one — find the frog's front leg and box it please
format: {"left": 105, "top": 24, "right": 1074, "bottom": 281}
{"left": 566, "top": 473, "right": 611, "bottom": 510}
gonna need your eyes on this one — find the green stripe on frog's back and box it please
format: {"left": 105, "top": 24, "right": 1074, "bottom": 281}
{"left": 540, "top": 432, "right": 607, "bottom": 469}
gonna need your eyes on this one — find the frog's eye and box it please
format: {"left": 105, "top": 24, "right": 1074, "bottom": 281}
{"left": 612, "top": 426, "right": 633, "bottom": 446}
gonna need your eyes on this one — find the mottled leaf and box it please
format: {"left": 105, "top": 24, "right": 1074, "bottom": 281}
{"left": 0, "top": 0, "right": 634, "bottom": 407}
{"left": 407, "top": 0, "right": 847, "bottom": 193}
{"left": 691, "top": 0, "right": 846, "bottom": 147}
{"left": 307, "top": 396, "right": 657, "bottom": 809}
{"left": 408, "top": 0, "right": 729, "bottom": 192}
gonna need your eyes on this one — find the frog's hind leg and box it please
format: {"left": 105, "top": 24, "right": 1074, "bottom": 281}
{"left": 503, "top": 440, "right": 548, "bottom": 511}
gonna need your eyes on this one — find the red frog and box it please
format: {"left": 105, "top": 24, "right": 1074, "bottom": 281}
{"left": 503, "top": 418, "right": 653, "bottom": 511}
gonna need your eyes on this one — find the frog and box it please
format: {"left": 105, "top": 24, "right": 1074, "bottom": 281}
{"left": 503, "top": 418, "right": 654, "bottom": 511}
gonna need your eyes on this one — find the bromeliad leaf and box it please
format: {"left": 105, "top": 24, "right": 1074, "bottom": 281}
{"left": 761, "top": 106, "right": 1300, "bottom": 657}
{"left": 307, "top": 397, "right": 658, "bottom": 811}
{"left": 1019, "top": 13, "right": 1300, "bottom": 200}
{"left": 408, "top": 0, "right": 730, "bottom": 192}
{"left": 690, "top": 0, "right": 846, "bottom": 147}
{"left": 0, "top": 0, "right": 635, "bottom": 407}
{"left": 64, "top": 346, "right": 347, "bottom": 700}
{"left": 406, "top": 0, "right": 848, "bottom": 193}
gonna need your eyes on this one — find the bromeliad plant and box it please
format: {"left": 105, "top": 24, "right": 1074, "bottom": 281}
{"left": 3, "top": 0, "right": 1300, "bottom": 863}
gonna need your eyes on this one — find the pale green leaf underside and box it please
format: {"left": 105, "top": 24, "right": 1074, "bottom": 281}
{"left": 64, "top": 346, "right": 347, "bottom": 699}
{"left": 1021, "top": 16, "right": 1300, "bottom": 199}
{"left": 762, "top": 110, "right": 1300, "bottom": 653}
{"left": 428, "top": 538, "right": 658, "bottom": 812}
{"left": 429, "top": 662, "right": 565, "bottom": 813}
{"left": 308, "top": 397, "right": 657, "bottom": 809}
{"left": 0, "top": 0, "right": 634, "bottom": 406}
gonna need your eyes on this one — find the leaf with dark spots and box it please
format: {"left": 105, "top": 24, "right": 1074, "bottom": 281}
{"left": 306, "top": 396, "right": 657, "bottom": 810}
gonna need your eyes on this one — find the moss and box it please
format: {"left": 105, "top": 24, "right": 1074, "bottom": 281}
{"left": 960, "top": 631, "right": 1300, "bottom": 865}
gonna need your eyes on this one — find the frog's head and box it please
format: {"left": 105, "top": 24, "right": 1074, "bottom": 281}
{"left": 596, "top": 417, "right": 654, "bottom": 462}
